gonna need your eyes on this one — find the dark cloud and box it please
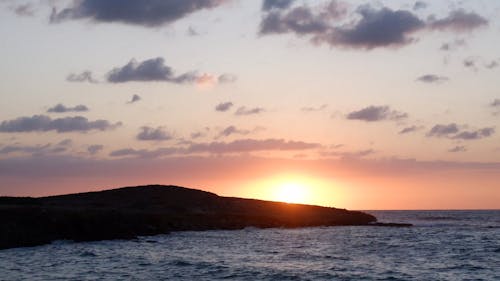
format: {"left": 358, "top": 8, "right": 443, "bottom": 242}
{"left": 0, "top": 115, "right": 121, "bottom": 133}
{"left": 428, "top": 10, "right": 488, "bottom": 32}
{"left": 66, "top": 71, "right": 98, "bottom": 83}
{"left": 215, "top": 102, "right": 234, "bottom": 112}
{"left": 346, "top": 105, "right": 408, "bottom": 122}
{"left": 261, "top": 3, "right": 424, "bottom": 50}
{"left": 87, "top": 144, "right": 104, "bottom": 155}
{"left": 217, "top": 73, "right": 238, "bottom": 84}
{"left": 448, "top": 146, "right": 466, "bottom": 153}
{"left": 262, "top": 0, "right": 294, "bottom": 11}
{"left": 416, "top": 74, "right": 449, "bottom": 83}
{"left": 318, "top": 6, "right": 424, "bottom": 49}
{"left": 107, "top": 57, "right": 203, "bottom": 84}
{"left": 216, "top": 126, "right": 250, "bottom": 139}
{"left": 399, "top": 126, "right": 422, "bottom": 135}
{"left": 137, "top": 126, "right": 173, "bottom": 141}
{"left": 260, "top": 3, "right": 487, "bottom": 50}
{"left": 301, "top": 104, "right": 327, "bottom": 112}
{"left": 127, "top": 94, "right": 141, "bottom": 104}
{"left": 427, "top": 124, "right": 495, "bottom": 140}
{"left": 413, "top": 1, "right": 427, "bottom": 11}
{"left": 50, "top": 0, "right": 227, "bottom": 27}
{"left": 47, "top": 104, "right": 89, "bottom": 113}
{"left": 490, "top": 99, "right": 500, "bottom": 107}
{"left": 235, "top": 106, "right": 266, "bottom": 116}
{"left": 427, "top": 123, "right": 460, "bottom": 137}
{"left": 452, "top": 128, "right": 495, "bottom": 140}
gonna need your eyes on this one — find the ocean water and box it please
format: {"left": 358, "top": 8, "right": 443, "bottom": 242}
{"left": 0, "top": 210, "right": 499, "bottom": 280}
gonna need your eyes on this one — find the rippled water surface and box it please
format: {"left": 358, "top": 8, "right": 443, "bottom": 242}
{"left": 1, "top": 210, "right": 499, "bottom": 280}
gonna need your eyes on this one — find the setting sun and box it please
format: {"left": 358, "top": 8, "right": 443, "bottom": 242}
{"left": 273, "top": 182, "right": 310, "bottom": 204}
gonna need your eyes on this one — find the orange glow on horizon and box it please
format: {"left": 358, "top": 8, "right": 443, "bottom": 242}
{"left": 237, "top": 174, "right": 347, "bottom": 208}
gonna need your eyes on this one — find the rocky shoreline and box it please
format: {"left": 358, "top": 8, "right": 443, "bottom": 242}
{"left": 0, "top": 185, "right": 402, "bottom": 250}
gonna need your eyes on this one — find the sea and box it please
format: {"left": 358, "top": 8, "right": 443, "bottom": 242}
{"left": 0, "top": 210, "right": 499, "bottom": 280}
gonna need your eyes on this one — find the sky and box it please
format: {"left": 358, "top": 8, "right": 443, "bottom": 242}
{"left": 0, "top": 0, "right": 499, "bottom": 210}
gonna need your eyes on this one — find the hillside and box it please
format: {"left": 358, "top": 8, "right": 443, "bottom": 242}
{"left": 0, "top": 185, "right": 377, "bottom": 249}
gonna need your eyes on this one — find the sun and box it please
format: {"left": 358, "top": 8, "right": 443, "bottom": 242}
{"left": 274, "top": 182, "right": 309, "bottom": 204}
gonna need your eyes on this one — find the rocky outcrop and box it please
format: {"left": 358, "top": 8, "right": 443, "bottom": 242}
{"left": 0, "top": 185, "right": 377, "bottom": 250}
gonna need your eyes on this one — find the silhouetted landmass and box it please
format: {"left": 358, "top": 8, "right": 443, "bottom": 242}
{"left": 0, "top": 185, "right": 379, "bottom": 250}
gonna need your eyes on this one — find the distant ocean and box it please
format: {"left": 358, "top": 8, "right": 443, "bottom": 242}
{"left": 1, "top": 210, "right": 499, "bottom": 280}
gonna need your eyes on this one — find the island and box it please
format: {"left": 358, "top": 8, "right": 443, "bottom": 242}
{"left": 0, "top": 185, "right": 380, "bottom": 250}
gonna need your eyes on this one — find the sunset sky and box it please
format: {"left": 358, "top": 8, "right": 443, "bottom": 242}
{"left": 1, "top": 0, "right": 499, "bottom": 210}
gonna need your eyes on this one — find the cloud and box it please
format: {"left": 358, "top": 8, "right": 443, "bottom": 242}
{"left": 485, "top": 61, "right": 498, "bottom": 69}
{"left": 452, "top": 128, "right": 495, "bottom": 140}
{"left": 109, "top": 138, "right": 321, "bottom": 158}
{"left": 490, "top": 99, "right": 500, "bottom": 107}
{"left": 262, "top": 0, "right": 294, "bottom": 11}
{"left": 235, "top": 106, "right": 266, "bottom": 116}
{"left": 0, "top": 139, "right": 73, "bottom": 156}
{"left": 399, "top": 126, "right": 422, "bottom": 134}
{"left": 66, "top": 71, "right": 98, "bottom": 83}
{"left": 301, "top": 104, "right": 327, "bottom": 112}
{"left": 346, "top": 105, "right": 408, "bottom": 122}
{"left": 260, "top": 3, "right": 487, "bottom": 50}
{"left": 12, "top": 3, "right": 35, "bottom": 16}
{"left": 0, "top": 115, "right": 121, "bottom": 133}
{"left": 216, "top": 126, "right": 250, "bottom": 138}
{"left": 413, "top": 1, "right": 427, "bottom": 11}
{"left": 217, "top": 73, "right": 238, "bottom": 84}
{"left": 321, "top": 148, "right": 375, "bottom": 159}
{"left": 127, "top": 94, "right": 141, "bottom": 104}
{"left": 416, "top": 74, "right": 449, "bottom": 84}
{"left": 448, "top": 146, "right": 466, "bottom": 153}
{"left": 110, "top": 147, "right": 179, "bottom": 158}
{"left": 50, "top": 0, "right": 227, "bottom": 27}
{"left": 107, "top": 57, "right": 203, "bottom": 84}
{"left": 426, "top": 123, "right": 460, "bottom": 137}
{"left": 428, "top": 10, "right": 488, "bottom": 32}
{"left": 186, "top": 139, "right": 321, "bottom": 154}
{"left": 261, "top": 3, "right": 424, "bottom": 50}
{"left": 215, "top": 102, "right": 234, "bottom": 112}
{"left": 47, "top": 104, "right": 89, "bottom": 113}
{"left": 427, "top": 124, "right": 495, "bottom": 140}
{"left": 137, "top": 126, "right": 173, "bottom": 141}
{"left": 439, "top": 39, "right": 466, "bottom": 51}
{"left": 87, "top": 144, "right": 104, "bottom": 155}
{"left": 187, "top": 26, "right": 199, "bottom": 36}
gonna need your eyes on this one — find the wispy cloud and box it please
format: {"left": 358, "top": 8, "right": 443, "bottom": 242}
{"left": 0, "top": 115, "right": 121, "bottom": 133}
{"left": 301, "top": 104, "right": 327, "bottom": 112}
{"left": 66, "top": 71, "right": 98, "bottom": 83}
{"left": 235, "top": 106, "right": 266, "bottom": 116}
{"left": 416, "top": 74, "right": 449, "bottom": 84}
{"left": 47, "top": 104, "right": 89, "bottom": 113}
{"left": 346, "top": 105, "right": 408, "bottom": 122}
